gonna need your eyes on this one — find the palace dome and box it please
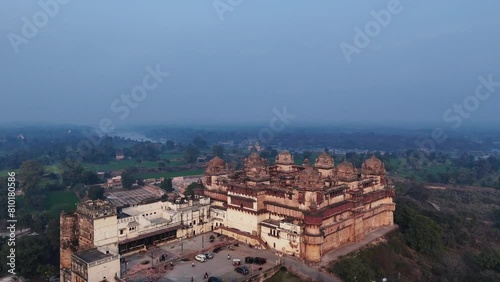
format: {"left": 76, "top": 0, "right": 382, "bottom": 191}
{"left": 336, "top": 160, "right": 357, "bottom": 180}
{"left": 245, "top": 152, "right": 267, "bottom": 168}
{"left": 362, "top": 155, "right": 386, "bottom": 175}
{"left": 276, "top": 150, "right": 294, "bottom": 165}
{"left": 245, "top": 153, "right": 269, "bottom": 180}
{"left": 314, "top": 151, "right": 334, "bottom": 169}
{"left": 296, "top": 160, "right": 323, "bottom": 189}
{"left": 205, "top": 157, "right": 227, "bottom": 175}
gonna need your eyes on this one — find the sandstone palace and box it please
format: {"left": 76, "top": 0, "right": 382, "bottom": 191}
{"left": 59, "top": 151, "right": 395, "bottom": 281}
{"left": 204, "top": 151, "right": 395, "bottom": 262}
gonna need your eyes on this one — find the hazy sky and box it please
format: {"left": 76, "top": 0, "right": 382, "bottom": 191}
{"left": 1, "top": 0, "right": 499, "bottom": 128}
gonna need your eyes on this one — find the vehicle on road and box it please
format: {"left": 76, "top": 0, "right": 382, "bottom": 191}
{"left": 204, "top": 252, "right": 214, "bottom": 259}
{"left": 195, "top": 254, "right": 207, "bottom": 262}
{"left": 213, "top": 246, "right": 222, "bottom": 253}
{"left": 208, "top": 277, "right": 222, "bottom": 282}
{"left": 235, "top": 266, "right": 249, "bottom": 275}
{"left": 254, "top": 257, "right": 267, "bottom": 265}
{"left": 245, "top": 257, "right": 254, "bottom": 264}
{"left": 232, "top": 259, "right": 241, "bottom": 266}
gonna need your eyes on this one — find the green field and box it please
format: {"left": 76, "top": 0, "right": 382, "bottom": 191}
{"left": 0, "top": 156, "right": 187, "bottom": 176}
{"left": 82, "top": 159, "right": 184, "bottom": 171}
{"left": 44, "top": 190, "right": 79, "bottom": 218}
{"left": 0, "top": 169, "right": 19, "bottom": 177}
{"left": 158, "top": 153, "right": 185, "bottom": 160}
{"left": 136, "top": 169, "right": 204, "bottom": 179}
{"left": 398, "top": 162, "right": 454, "bottom": 182}
{"left": 0, "top": 164, "right": 66, "bottom": 177}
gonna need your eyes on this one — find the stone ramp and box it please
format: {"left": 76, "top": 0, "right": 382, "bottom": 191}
{"left": 319, "top": 224, "right": 399, "bottom": 267}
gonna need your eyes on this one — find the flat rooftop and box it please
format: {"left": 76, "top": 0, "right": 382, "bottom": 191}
{"left": 150, "top": 218, "right": 169, "bottom": 225}
{"left": 74, "top": 249, "right": 114, "bottom": 264}
{"left": 260, "top": 219, "right": 280, "bottom": 227}
{"left": 106, "top": 186, "right": 163, "bottom": 207}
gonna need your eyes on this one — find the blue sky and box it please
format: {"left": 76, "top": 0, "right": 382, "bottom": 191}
{"left": 0, "top": 0, "right": 499, "bottom": 127}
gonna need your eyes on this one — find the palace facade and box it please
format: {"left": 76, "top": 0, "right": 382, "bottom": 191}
{"left": 60, "top": 197, "right": 212, "bottom": 282}
{"left": 60, "top": 150, "right": 396, "bottom": 281}
{"left": 203, "top": 151, "right": 395, "bottom": 262}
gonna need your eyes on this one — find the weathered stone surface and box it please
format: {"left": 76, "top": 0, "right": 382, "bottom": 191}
{"left": 204, "top": 152, "right": 395, "bottom": 262}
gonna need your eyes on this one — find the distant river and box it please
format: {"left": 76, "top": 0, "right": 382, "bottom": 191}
{"left": 109, "top": 131, "right": 157, "bottom": 143}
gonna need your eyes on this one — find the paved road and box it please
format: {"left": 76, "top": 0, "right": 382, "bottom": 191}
{"left": 0, "top": 228, "right": 30, "bottom": 238}
{"left": 280, "top": 256, "right": 341, "bottom": 282}
{"left": 125, "top": 233, "right": 340, "bottom": 282}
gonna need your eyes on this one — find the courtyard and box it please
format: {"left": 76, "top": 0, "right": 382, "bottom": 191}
{"left": 123, "top": 233, "right": 282, "bottom": 282}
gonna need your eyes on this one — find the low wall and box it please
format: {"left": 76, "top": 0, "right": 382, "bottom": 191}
{"left": 243, "top": 264, "right": 283, "bottom": 282}
{"left": 214, "top": 227, "right": 266, "bottom": 249}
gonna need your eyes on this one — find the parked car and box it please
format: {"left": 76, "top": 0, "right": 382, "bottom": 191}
{"left": 235, "top": 266, "right": 249, "bottom": 275}
{"left": 209, "top": 235, "right": 215, "bottom": 242}
{"left": 204, "top": 252, "right": 214, "bottom": 259}
{"left": 253, "top": 257, "right": 267, "bottom": 265}
{"left": 232, "top": 259, "right": 241, "bottom": 266}
{"left": 213, "top": 246, "right": 222, "bottom": 253}
{"left": 208, "top": 277, "right": 222, "bottom": 282}
{"left": 245, "top": 257, "right": 254, "bottom": 264}
{"left": 195, "top": 254, "right": 207, "bottom": 262}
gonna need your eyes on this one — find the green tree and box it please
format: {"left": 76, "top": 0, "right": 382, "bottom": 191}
{"left": 332, "top": 257, "right": 377, "bottom": 282}
{"left": 160, "top": 178, "right": 174, "bottom": 192}
{"left": 184, "top": 144, "right": 200, "bottom": 163}
{"left": 19, "top": 159, "right": 44, "bottom": 192}
{"left": 32, "top": 212, "right": 50, "bottom": 233}
{"left": 166, "top": 140, "right": 175, "bottom": 150}
{"left": 192, "top": 137, "right": 208, "bottom": 148}
{"left": 137, "top": 178, "right": 145, "bottom": 186}
{"left": 61, "top": 158, "right": 84, "bottom": 186}
{"left": 88, "top": 185, "right": 104, "bottom": 200}
{"left": 36, "top": 264, "right": 58, "bottom": 279}
{"left": 121, "top": 170, "right": 136, "bottom": 189}
{"left": 80, "top": 170, "right": 100, "bottom": 185}
{"left": 395, "top": 202, "right": 443, "bottom": 255}
{"left": 185, "top": 181, "right": 204, "bottom": 197}
{"left": 0, "top": 235, "right": 54, "bottom": 278}
{"left": 405, "top": 214, "right": 443, "bottom": 255}
{"left": 72, "top": 183, "right": 87, "bottom": 198}
{"left": 18, "top": 212, "right": 33, "bottom": 230}
{"left": 406, "top": 182, "right": 430, "bottom": 202}
{"left": 474, "top": 249, "right": 500, "bottom": 272}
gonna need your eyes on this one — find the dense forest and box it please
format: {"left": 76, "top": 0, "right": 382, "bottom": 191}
{"left": 330, "top": 182, "right": 500, "bottom": 281}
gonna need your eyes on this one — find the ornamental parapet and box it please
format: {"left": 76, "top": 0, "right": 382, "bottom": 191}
{"left": 204, "top": 190, "right": 227, "bottom": 202}
{"left": 304, "top": 214, "right": 322, "bottom": 225}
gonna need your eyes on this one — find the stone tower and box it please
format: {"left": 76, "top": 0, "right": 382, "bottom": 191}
{"left": 76, "top": 200, "right": 119, "bottom": 254}
{"left": 60, "top": 212, "right": 78, "bottom": 281}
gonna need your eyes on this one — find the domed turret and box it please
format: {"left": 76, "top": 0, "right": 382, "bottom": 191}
{"left": 362, "top": 155, "right": 386, "bottom": 175}
{"left": 336, "top": 160, "right": 357, "bottom": 181}
{"left": 205, "top": 157, "right": 227, "bottom": 175}
{"left": 275, "top": 150, "right": 294, "bottom": 165}
{"left": 244, "top": 153, "right": 269, "bottom": 180}
{"left": 314, "top": 151, "right": 334, "bottom": 169}
{"left": 245, "top": 152, "right": 267, "bottom": 168}
{"left": 296, "top": 161, "right": 323, "bottom": 190}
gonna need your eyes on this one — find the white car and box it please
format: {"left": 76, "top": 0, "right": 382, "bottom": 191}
{"left": 195, "top": 254, "right": 207, "bottom": 262}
